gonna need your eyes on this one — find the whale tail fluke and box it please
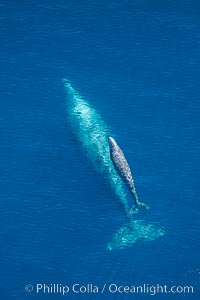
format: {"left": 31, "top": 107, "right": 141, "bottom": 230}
{"left": 129, "top": 202, "right": 149, "bottom": 214}
{"left": 136, "top": 201, "right": 149, "bottom": 209}
{"left": 130, "top": 189, "right": 149, "bottom": 213}
{"left": 107, "top": 218, "right": 165, "bottom": 250}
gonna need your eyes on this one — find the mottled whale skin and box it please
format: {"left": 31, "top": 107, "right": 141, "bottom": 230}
{"left": 108, "top": 136, "right": 148, "bottom": 211}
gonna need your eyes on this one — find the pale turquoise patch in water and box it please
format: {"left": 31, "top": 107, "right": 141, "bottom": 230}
{"left": 64, "top": 79, "right": 165, "bottom": 250}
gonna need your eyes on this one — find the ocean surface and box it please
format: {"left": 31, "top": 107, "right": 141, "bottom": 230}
{"left": 0, "top": 0, "right": 200, "bottom": 299}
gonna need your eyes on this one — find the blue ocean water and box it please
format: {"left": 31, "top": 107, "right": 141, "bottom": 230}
{"left": 0, "top": 0, "right": 200, "bottom": 299}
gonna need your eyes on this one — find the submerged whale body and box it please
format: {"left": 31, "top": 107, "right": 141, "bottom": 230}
{"left": 108, "top": 136, "right": 148, "bottom": 211}
{"left": 64, "top": 79, "right": 164, "bottom": 249}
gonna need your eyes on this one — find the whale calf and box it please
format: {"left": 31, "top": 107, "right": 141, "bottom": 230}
{"left": 108, "top": 136, "right": 148, "bottom": 211}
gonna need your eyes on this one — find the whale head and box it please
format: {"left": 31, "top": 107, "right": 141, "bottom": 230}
{"left": 108, "top": 136, "right": 118, "bottom": 150}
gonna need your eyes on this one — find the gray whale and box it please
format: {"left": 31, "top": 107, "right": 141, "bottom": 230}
{"left": 108, "top": 136, "right": 148, "bottom": 211}
{"left": 64, "top": 79, "right": 164, "bottom": 249}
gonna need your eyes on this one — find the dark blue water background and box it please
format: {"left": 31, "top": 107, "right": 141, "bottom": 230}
{"left": 0, "top": 0, "right": 199, "bottom": 298}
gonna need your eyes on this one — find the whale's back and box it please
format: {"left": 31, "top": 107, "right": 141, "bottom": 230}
{"left": 110, "top": 141, "right": 134, "bottom": 189}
